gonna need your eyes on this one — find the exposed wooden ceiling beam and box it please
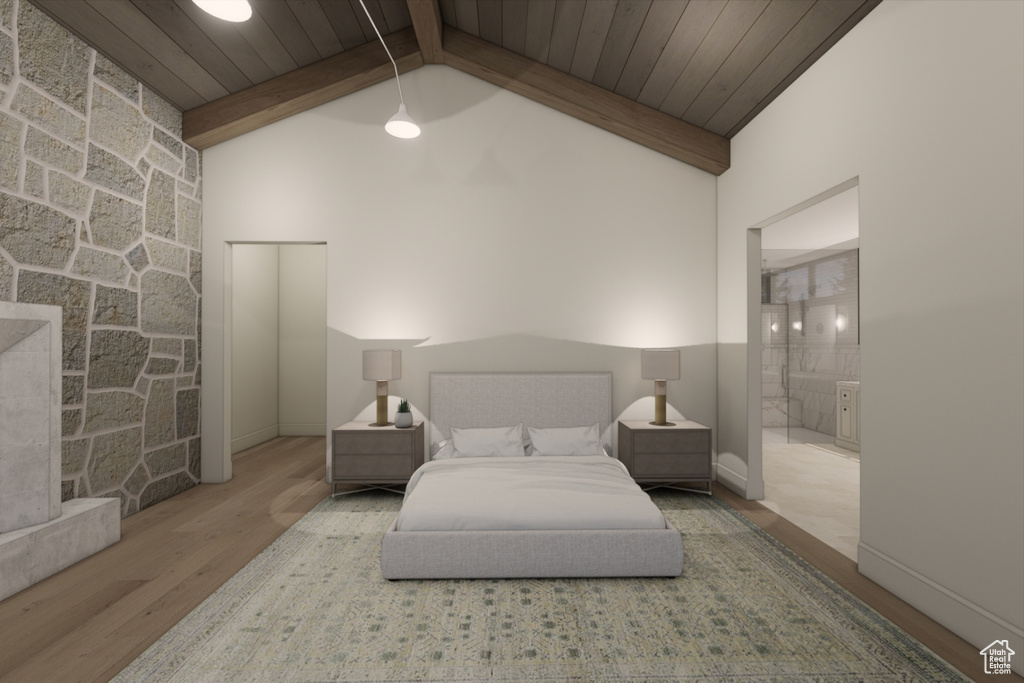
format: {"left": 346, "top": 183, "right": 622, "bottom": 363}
{"left": 407, "top": 0, "right": 443, "bottom": 64}
{"left": 441, "top": 27, "right": 730, "bottom": 175}
{"left": 183, "top": 28, "right": 422, "bottom": 149}
{"left": 183, "top": 21, "right": 729, "bottom": 175}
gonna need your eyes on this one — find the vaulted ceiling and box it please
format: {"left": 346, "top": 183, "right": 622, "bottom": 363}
{"left": 29, "top": 0, "right": 879, "bottom": 175}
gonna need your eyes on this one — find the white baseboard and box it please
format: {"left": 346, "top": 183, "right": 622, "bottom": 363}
{"left": 858, "top": 541, "right": 1023, "bottom": 676}
{"left": 231, "top": 425, "right": 279, "bottom": 454}
{"left": 715, "top": 462, "right": 748, "bottom": 498}
{"left": 279, "top": 423, "right": 326, "bottom": 437}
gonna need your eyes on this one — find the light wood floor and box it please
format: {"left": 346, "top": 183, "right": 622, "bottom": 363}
{"left": 0, "top": 436, "right": 329, "bottom": 683}
{"left": 0, "top": 437, "right": 1010, "bottom": 682}
{"left": 715, "top": 484, "right": 1017, "bottom": 682}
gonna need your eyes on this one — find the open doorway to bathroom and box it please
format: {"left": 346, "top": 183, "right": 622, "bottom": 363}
{"left": 757, "top": 181, "right": 860, "bottom": 561}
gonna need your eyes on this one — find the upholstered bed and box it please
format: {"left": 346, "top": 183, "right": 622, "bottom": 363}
{"left": 379, "top": 372, "right": 684, "bottom": 580}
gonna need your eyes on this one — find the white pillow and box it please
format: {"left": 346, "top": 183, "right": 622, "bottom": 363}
{"left": 431, "top": 440, "right": 456, "bottom": 460}
{"left": 450, "top": 424, "right": 526, "bottom": 457}
{"left": 527, "top": 424, "right": 604, "bottom": 456}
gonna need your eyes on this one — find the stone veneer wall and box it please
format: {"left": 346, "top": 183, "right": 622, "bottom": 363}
{"left": 0, "top": 0, "right": 201, "bottom": 517}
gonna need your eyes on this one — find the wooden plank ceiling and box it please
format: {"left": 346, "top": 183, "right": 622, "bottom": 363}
{"left": 29, "top": 0, "right": 879, "bottom": 175}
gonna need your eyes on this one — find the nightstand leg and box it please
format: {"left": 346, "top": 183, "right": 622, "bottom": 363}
{"left": 331, "top": 484, "right": 407, "bottom": 497}
{"left": 642, "top": 482, "right": 713, "bottom": 496}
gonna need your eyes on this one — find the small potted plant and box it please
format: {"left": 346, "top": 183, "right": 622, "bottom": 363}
{"left": 395, "top": 398, "right": 413, "bottom": 428}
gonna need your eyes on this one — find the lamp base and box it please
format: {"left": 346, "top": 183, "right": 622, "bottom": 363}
{"left": 652, "top": 382, "right": 671, "bottom": 426}
{"left": 374, "top": 385, "right": 389, "bottom": 426}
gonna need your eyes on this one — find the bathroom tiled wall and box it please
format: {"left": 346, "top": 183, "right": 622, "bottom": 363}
{"left": 764, "top": 250, "right": 860, "bottom": 436}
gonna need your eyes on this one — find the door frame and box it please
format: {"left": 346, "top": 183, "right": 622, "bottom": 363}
{"left": 746, "top": 177, "right": 859, "bottom": 499}
{"left": 217, "top": 241, "right": 327, "bottom": 482}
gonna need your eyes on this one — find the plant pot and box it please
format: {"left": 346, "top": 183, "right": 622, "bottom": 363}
{"left": 395, "top": 412, "right": 413, "bottom": 428}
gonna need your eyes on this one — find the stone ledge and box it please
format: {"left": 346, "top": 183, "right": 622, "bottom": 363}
{"left": 0, "top": 497, "right": 120, "bottom": 601}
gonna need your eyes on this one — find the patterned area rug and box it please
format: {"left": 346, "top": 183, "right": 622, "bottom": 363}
{"left": 115, "top": 492, "right": 967, "bottom": 682}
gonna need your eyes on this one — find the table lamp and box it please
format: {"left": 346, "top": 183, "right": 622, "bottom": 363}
{"left": 642, "top": 348, "right": 679, "bottom": 426}
{"left": 363, "top": 349, "right": 401, "bottom": 426}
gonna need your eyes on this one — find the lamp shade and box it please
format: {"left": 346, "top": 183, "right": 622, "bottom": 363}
{"left": 362, "top": 350, "right": 401, "bottom": 381}
{"left": 385, "top": 103, "right": 421, "bottom": 139}
{"left": 641, "top": 349, "right": 680, "bottom": 381}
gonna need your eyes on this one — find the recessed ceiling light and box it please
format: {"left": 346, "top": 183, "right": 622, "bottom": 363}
{"left": 192, "top": 0, "right": 252, "bottom": 22}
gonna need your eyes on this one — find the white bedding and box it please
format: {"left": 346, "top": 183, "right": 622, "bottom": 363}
{"left": 394, "top": 455, "right": 668, "bottom": 532}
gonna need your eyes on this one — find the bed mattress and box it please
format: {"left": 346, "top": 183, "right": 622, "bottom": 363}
{"left": 395, "top": 455, "right": 668, "bottom": 532}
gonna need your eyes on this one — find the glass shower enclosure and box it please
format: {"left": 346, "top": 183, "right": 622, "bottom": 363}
{"left": 761, "top": 249, "right": 860, "bottom": 445}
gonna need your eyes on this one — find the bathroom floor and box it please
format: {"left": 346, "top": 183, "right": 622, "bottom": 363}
{"left": 762, "top": 426, "right": 859, "bottom": 460}
{"left": 760, "top": 428, "right": 860, "bottom": 561}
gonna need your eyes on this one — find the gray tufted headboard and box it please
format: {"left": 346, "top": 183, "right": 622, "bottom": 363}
{"left": 428, "top": 372, "right": 613, "bottom": 455}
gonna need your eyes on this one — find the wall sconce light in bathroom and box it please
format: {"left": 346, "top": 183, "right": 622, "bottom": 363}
{"left": 792, "top": 321, "right": 803, "bottom": 332}
{"left": 836, "top": 314, "right": 848, "bottom": 332}
{"left": 771, "top": 322, "right": 779, "bottom": 333}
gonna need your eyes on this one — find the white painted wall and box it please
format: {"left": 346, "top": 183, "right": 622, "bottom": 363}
{"left": 278, "top": 244, "right": 326, "bottom": 436}
{"left": 202, "top": 65, "right": 718, "bottom": 482}
{"left": 231, "top": 244, "right": 280, "bottom": 452}
{"left": 717, "top": 0, "right": 1023, "bottom": 666}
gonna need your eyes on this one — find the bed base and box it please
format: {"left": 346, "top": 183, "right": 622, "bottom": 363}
{"left": 381, "top": 372, "right": 684, "bottom": 580}
{"left": 380, "top": 517, "right": 684, "bottom": 580}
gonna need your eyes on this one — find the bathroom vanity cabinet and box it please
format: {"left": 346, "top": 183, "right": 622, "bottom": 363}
{"left": 836, "top": 381, "right": 860, "bottom": 452}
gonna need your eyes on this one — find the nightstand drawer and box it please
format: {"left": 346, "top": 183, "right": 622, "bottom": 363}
{"left": 330, "top": 422, "right": 424, "bottom": 492}
{"left": 634, "top": 430, "right": 709, "bottom": 454}
{"left": 633, "top": 452, "right": 711, "bottom": 479}
{"left": 617, "top": 420, "right": 713, "bottom": 494}
{"left": 335, "top": 431, "right": 413, "bottom": 454}
{"left": 333, "top": 453, "right": 413, "bottom": 480}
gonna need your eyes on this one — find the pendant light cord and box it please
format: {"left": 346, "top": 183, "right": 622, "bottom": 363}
{"left": 358, "top": 0, "right": 405, "bottom": 105}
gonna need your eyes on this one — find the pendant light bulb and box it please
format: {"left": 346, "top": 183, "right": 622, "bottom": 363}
{"left": 192, "top": 0, "right": 252, "bottom": 22}
{"left": 385, "top": 103, "right": 421, "bottom": 139}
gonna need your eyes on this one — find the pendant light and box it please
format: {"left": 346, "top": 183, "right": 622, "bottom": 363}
{"left": 358, "top": 0, "right": 421, "bottom": 139}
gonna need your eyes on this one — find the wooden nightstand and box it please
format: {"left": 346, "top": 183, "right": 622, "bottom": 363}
{"left": 331, "top": 421, "right": 424, "bottom": 496}
{"left": 617, "top": 420, "right": 713, "bottom": 495}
